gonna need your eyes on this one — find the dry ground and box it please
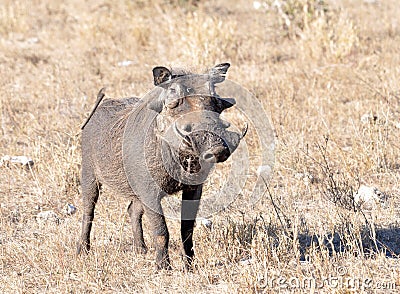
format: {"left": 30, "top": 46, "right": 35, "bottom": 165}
{"left": 0, "top": 0, "right": 399, "bottom": 293}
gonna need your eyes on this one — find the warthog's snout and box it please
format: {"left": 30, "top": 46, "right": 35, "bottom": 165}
{"left": 201, "top": 127, "right": 247, "bottom": 164}
{"left": 174, "top": 122, "right": 248, "bottom": 165}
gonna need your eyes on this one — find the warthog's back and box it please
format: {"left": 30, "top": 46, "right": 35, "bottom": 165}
{"left": 82, "top": 97, "right": 141, "bottom": 195}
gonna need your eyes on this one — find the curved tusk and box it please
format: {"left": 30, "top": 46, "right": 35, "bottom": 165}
{"left": 173, "top": 122, "right": 191, "bottom": 146}
{"left": 241, "top": 122, "right": 248, "bottom": 138}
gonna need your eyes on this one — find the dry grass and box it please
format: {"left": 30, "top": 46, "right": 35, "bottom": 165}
{"left": 0, "top": 0, "right": 399, "bottom": 292}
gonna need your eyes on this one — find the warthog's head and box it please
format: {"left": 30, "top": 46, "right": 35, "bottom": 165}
{"left": 147, "top": 63, "right": 247, "bottom": 182}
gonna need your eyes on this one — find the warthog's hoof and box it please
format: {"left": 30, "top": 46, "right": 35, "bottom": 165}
{"left": 156, "top": 256, "right": 172, "bottom": 271}
{"left": 183, "top": 257, "right": 195, "bottom": 272}
{"left": 134, "top": 244, "right": 148, "bottom": 255}
{"left": 156, "top": 262, "right": 172, "bottom": 271}
{"left": 76, "top": 241, "right": 90, "bottom": 255}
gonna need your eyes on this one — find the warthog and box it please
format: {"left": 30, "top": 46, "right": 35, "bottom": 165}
{"left": 77, "top": 63, "right": 247, "bottom": 269}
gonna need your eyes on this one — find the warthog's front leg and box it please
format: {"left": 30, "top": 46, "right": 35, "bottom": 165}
{"left": 181, "top": 185, "right": 202, "bottom": 270}
{"left": 144, "top": 200, "right": 171, "bottom": 270}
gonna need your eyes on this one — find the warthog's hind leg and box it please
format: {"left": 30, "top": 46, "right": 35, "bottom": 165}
{"left": 77, "top": 161, "right": 99, "bottom": 255}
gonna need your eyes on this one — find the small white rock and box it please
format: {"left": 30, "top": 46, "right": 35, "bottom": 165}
{"left": 0, "top": 155, "right": 34, "bottom": 167}
{"left": 253, "top": 1, "right": 269, "bottom": 10}
{"left": 26, "top": 37, "right": 39, "bottom": 44}
{"left": 354, "top": 185, "right": 387, "bottom": 207}
{"left": 117, "top": 60, "right": 134, "bottom": 67}
{"left": 300, "top": 260, "right": 311, "bottom": 266}
{"left": 342, "top": 146, "right": 352, "bottom": 152}
{"left": 294, "top": 172, "right": 316, "bottom": 185}
{"left": 65, "top": 204, "right": 77, "bottom": 216}
{"left": 360, "top": 113, "right": 377, "bottom": 124}
{"left": 253, "top": 1, "right": 262, "bottom": 9}
{"left": 36, "top": 210, "right": 59, "bottom": 224}
{"left": 197, "top": 217, "right": 212, "bottom": 229}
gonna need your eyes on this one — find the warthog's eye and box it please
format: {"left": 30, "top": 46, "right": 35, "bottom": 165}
{"left": 166, "top": 98, "right": 180, "bottom": 109}
{"left": 186, "top": 87, "right": 194, "bottom": 94}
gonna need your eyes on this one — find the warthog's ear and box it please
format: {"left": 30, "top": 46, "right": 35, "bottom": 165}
{"left": 153, "top": 66, "right": 172, "bottom": 86}
{"left": 209, "top": 63, "right": 230, "bottom": 83}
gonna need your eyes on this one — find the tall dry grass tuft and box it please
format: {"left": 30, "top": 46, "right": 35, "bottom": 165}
{"left": 300, "top": 9, "right": 359, "bottom": 61}
{"left": 0, "top": 1, "right": 29, "bottom": 36}
{"left": 264, "top": 0, "right": 359, "bottom": 61}
{"left": 162, "top": 12, "right": 239, "bottom": 67}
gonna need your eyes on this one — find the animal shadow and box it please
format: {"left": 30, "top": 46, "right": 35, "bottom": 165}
{"left": 298, "top": 226, "right": 400, "bottom": 259}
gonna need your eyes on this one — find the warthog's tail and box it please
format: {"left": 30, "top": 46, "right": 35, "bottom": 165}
{"left": 81, "top": 88, "right": 106, "bottom": 130}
